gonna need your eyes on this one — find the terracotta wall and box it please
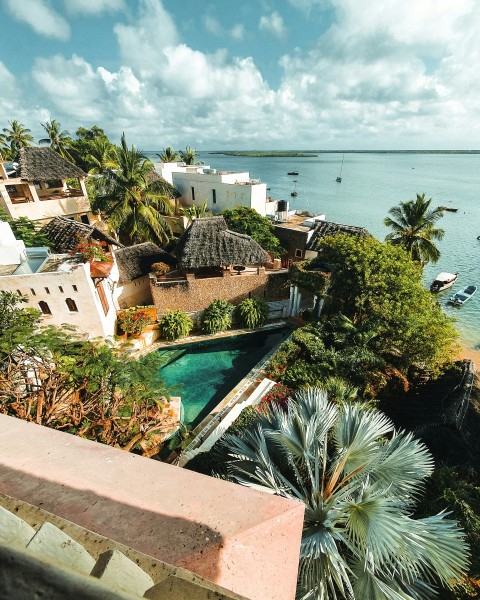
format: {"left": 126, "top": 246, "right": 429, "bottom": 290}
{"left": 151, "top": 270, "right": 289, "bottom": 317}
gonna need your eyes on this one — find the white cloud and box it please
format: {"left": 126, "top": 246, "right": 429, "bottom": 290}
{"left": 203, "top": 16, "right": 245, "bottom": 41}
{"left": 3, "top": 0, "right": 70, "bottom": 40}
{"left": 259, "top": 11, "right": 287, "bottom": 38}
{"left": 230, "top": 24, "right": 245, "bottom": 41}
{"left": 64, "top": 0, "right": 126, "bottom": 15}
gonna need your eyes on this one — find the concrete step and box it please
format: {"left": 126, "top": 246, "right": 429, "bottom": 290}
{"left": 0, "top": 505, "right": 35, "bottom": 549}
{"left": 144, "top": 574, "right": 234, "bottom": 600}
{"left": 91, "top": 549, "right": 154, "bottom": 596}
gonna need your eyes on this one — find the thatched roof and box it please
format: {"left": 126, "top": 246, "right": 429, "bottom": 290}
{"left": 17, "top": 147, "right": 86, "bottom": 181}
{"left": 114, "top": 242, "right": 177, "bottom": 283}
{"left": 175, "top": 216, "right": 269, "bottom": 270}
{"left": 41, "top": 216, "right": 122, "bottom": 253}
{"left": 307, "top": 220, "right": 369, "bottom": 252}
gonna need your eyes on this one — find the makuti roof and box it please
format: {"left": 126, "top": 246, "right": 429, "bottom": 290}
{"left": 18, "top": 147, "right": 86, "bottom": 181}
{"left": 114, "top": 242, "right": 177, "bottom": 283}
{"left": 306, "top": 220, "right": 369, "bottom": 252}
{"left": 41, "top": 216, "right": 122, "bottom": 253}
{"left": 175, "top": 216, "right": 269, "bottom": 269}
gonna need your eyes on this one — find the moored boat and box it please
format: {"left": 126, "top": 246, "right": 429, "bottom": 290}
{"left": 287, "top": 171, "right": 299, "bottom": 176}
{"left": 448, "top": 285, "right": 477, "bottom": 305}
{"left": 430, "top": 272, "right": 458, "bottom": 292}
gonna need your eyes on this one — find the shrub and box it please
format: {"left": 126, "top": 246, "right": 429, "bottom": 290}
{"left": 226, "top": 405, "right": 260, "bottom": 437}
{"left": 202, "top": 299, "right": 234, "bottom": 334}
{"left": 236, "top": 297, "right": 269, "bottom": 329}
{"left": 117, "top": 307, "right": 151, "bottom": 336}
{"left": 71, "top": 238, "right": 110, "bottom": 262}
{"left": 259, "top": 383, "right": 293, "bottom": 412}
{"left": 160, "top": 310, "right": 193, "bottom": 341}
{"left": 151, "top": 261, "right": 171, "bottom": 276}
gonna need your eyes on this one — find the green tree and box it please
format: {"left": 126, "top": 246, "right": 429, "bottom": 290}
{"left": 1, "top": 120, "right": 34, "bottom": 157}
{"left": 237, "top": 297, "right": 269, "bottom": 329}
{"left": 68, "top": 125, "right": 112, "bottom": 171}
{"left": 202, "top": 299, "right": 234, "bottom": 334}
{"left": 223, "top": 388, "right": 469, "bottom": 599}
{"left": 39, "top": 119, "right": 73, "bottom": 160}
{"left": 160, "top": 309, "right": 193, "bottom": 341}
{"left": 93, "top": 134, "right": 173, "bottom": 245}
{"left": 0, "top": 211, "right": 51, "bottom": 248}
{"left": 179, "top": 145, "right": 198, "bottom": 165}
{"left": 85, "top": 136, "right": 119, "bottom": 174}
{"left": 384, "top": 193, "right": 445, "bottom": 266}
{"left": 157, "top": 146, "right": 180, "bottom": 162}
{"left": 181, "top": 200, "right": 211, "bottom": 223}
{"left": 222, "top": 206, "right": 283, "bottom": 257}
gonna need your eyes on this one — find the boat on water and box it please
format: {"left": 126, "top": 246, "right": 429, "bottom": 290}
{"left": 287, "top": 171, "right": 298, "bottom": 176}
{"left": 448, "top": 285, "right": 477, "bottom": 305}
{"left": 430, "top": 272, "right": 458, "bottom": 292}
{"left": 336, "top": 154, "right": 344, "bottom": 182}
{"left": 291, "top": 180, "right": 298, "bottom": 197}
{"left": 439, "top": 206, "right": 459, "bottom": 212}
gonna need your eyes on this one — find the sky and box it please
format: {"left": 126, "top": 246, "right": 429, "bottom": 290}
{"left": 1, "top": 0, "right": 479, "bottom": 150}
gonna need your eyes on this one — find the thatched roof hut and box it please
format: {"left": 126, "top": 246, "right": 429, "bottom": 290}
{"left": 114, "top": 242, "right": 177, "bottom": 283}
{"left": 41, "top": 216, "right": 122, "bottom": 253}
{"left": 307, "top": 220, "right": 369, "bottom": 252}
{"left": 175, "top": 216, "right": 269, "bottom": 270}
{"left": 17, "top": 147, "right": 86, "bottom": 181}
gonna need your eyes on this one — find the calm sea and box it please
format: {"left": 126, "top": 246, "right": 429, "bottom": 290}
{"left": 146, "top": 151, "right": 480, "bottom": 350}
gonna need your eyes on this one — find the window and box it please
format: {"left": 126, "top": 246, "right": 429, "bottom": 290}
{"left": 96, "top": 281, "right": 109, "bottom": 316}
{"left": 80, "top": 214, "right": 89, "bottom": 225}
{"left": 72, "top": 285, "right": 78, "bottom": 292}
{"left": 65, "top": 298, "right": 78, "bottom": 312}
{"left": 191, "top": 186, "right": 195, "bottom": 201}
{"left": 212, "top": 189, "right": 216, "bottom": 204}
{"left": 30, "top": 288, "right": 36, "bottom": 296}
{"left": 38, "top": 301, "right": 51, "bottom": 315}
{"left": 44, "top": 287, "right": 50, "bottom": 294}
{"left": 58, "top": 286, "right": 64, "bottom": 293}
{"left": 295, "top": 249, "right": 303, "bottom": 258}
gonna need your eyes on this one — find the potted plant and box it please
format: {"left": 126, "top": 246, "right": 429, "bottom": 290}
{"left": 117, "top": 307, "right": 151, "bottom": 338}
{"left": 151, "top": 262, "right": 171, "bottom": 279}
{"left": 71, "top": 238, "right": 111, "bottom": 263}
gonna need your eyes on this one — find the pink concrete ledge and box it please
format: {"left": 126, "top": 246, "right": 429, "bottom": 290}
{"left": 0, "top": 415, "right": 304, "bottom": 600}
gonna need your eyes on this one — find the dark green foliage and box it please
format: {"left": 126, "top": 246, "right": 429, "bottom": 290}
{"left": 0, "top": 212, "right": 51, "bottom": 248}
{"left": 225, "top": 405, "right": 260, "bottom": 436}
{"left": 160, "top": 310, "right": 194, "bottom": 341}
{"left": 289, "top": 260, "right": 331, "bottom": 295}
{"left": 202, "top": 299, "right": 234, "bottom": 334}
{"left": 236, "top": 297, "right": 269, "bottom": 329}
{"left": 221, "top": 206, "right": 283, "bottom": 257}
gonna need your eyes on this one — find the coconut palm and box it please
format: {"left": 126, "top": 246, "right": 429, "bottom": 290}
{"left": 39, "top": 119, "right": 72, "bottom": 160}
{"left": 2, "top": 120, "right": 34, "bottom": 156}
{"left": 223, "top": 388, "right": 469, "bottom": 599}
{"left": 85, "top": 136, "right": 119, "bottom": 174}
{"left": 157, "top": 146, "right": 180, "bottom": 163}
{"left": 94, "top": 134, "right": 173, "bottom": 245}
{"left": 179, "top": 145, "right": 198, "bottom": 165}
{"left": 384, "top": 194, "right": 445, "bottom": 266}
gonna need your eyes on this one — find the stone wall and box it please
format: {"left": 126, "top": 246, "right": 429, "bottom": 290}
{"left": 151, "top": 270, "right": 289, "bottom": 317}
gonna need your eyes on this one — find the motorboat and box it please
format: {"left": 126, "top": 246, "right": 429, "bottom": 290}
{"left": 287, "top": 171, "right": 298, "bottom": 176}
{"left": 430, "top": 272, "right": 458, "bottom": 293}
{"left": 448, "top": 285, "right": 477, "bottom": 305}
{"left": 336, "top": 154, "right": 344, "bottom": 182}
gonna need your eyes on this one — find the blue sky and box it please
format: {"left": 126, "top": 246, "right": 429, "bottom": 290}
{"left": 1, "top": 0, "right": 479, "bottom": 149}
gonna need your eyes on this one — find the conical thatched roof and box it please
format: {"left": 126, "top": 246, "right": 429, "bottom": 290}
{"left": 41, "top": 216, "right": 122, "bottom": 253}
{"left": 18, "top": 147, "right": 85, "bottom": 181}
{"left": 175, "top": 216, "right": 269, "bottom": 270}
{"left": 114, "top": 242, "right": 176, "bottom": 283}
{"left": 306, "top": 220, "right": 369, "bottom": 252}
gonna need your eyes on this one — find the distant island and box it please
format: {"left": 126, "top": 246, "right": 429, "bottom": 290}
{"left": 208, "top": 151, "right": 318, "bottom": 157}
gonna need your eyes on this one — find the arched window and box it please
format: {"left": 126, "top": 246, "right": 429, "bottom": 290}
{"left": 65, "top": 298, "right": 78, "bottom": 312}
{"left": 38, "top": 301, "right": 51, "bottom": 315}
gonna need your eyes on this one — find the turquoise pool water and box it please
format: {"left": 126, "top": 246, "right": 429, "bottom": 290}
{"left": 157, "top": 328, "right": 290, "bottom": 427}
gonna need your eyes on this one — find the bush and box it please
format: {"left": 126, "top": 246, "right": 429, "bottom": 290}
{"left": 236, "top": 297, "right": 269, "bottom": 329}
{"left": 225, "top": 405, "right": 260, "bottom": 437}
{"left": 259, "top": 383, "right": 293, "bottom": 412}
{"left": 202, "top": 299, "right": 234, "bottom": 334}
{"left": 151, "top": 262, "right": 171, "bottom": 276}
{"left": 117, "top": 307, "right": 151, "bottom": 336}
{"left": 160, "top": 310, "right": 193, "bottom": 341}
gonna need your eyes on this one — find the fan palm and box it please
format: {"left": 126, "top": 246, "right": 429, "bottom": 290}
{"left": 223, "top": 388, "right": 469, "bottom": 600}
{"left": 39, "top": 119, "right": 72, "bottom": 160}
{"left": 157, "top": 146, "right": 180, "bottom": 163}
{"left": 2, "top": 120, "right": 34, "bottom": 156}
{"left": 384, "top": 194, "right": 445, "bottom": 266}
{"left": 94, "top": 134, "right": 173, "bottom": 245}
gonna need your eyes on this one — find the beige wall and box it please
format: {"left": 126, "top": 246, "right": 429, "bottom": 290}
{"left": 116, "top": 275, "right": 153, "bottom": 309}
{"left": 151, "top": 270, "right": 289, "bottom": 317}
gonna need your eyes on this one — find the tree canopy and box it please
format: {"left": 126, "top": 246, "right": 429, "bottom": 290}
{"left": 221, "top": 205, "right": 283, "bottom": 257}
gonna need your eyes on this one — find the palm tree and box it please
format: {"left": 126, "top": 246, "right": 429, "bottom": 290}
{"left": 94, "top": 134, "right": 173, "bottom": 245}
{"left": 2, "top": 120, "right": 34, "bottom": 157}
{"left": 180, "top": 200, "right": 211, "bottom": 223}
{"left": 223, "top": 388, "right": 469, "bottom": 599}
{"left": 39, "top": 119, "right": 72, "bottom": 160}
{"left": 157, "top": 146, "right": 180, "bottom": 163}
{"left": 179, "top": 145, "right": 198, "bottom": 165}
{"left": 384, "top": 194, "right": 445, "bottom": 266}
{"left": 85, "top": 136, "right": 119, "bottom": 174}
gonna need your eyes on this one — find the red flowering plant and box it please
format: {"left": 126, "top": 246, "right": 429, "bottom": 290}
{"left": 117, "top": 307, "right": 151, "bottom": 337}
{"left": 259, "top": 383, "right": 293, "bottom": 413}
{"left": 70, "top": 238, "right": 110, "bottom": 263}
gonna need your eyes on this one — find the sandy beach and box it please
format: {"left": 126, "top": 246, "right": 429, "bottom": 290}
{"left": 458, "top": 342, "right": 480, "bottom": 366}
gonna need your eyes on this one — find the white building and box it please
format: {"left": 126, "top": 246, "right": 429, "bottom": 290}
{"left": 0, "top": 222, "right": 118, "bottom": 339}
{"left": 0, "top": 147, "right": 91, "bottom": 224}
{"left": 156, "top": 162, "right": 276, "bottom": 217}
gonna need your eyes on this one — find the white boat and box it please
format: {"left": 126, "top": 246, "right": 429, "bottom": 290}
{"left": 430, "top": 272, "right": 458, "bottom": 293}
{"left": 448, "top": 285, "right": 477, "bottom": 305}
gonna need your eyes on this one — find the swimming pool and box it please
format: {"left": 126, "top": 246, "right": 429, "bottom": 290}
{"left": 157, "top": 328, "right": 290, "bottom": 427}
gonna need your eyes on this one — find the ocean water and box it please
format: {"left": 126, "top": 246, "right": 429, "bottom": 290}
{"left": 147, "top": 151, "right": 480, "bottom": 350}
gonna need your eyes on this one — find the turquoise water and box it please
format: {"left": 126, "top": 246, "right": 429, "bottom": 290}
{"left": 151, "top": 151, "right": 478, "bottom": 350}
{"left": 158, "top": 328, "right": 289, "bottom": 427}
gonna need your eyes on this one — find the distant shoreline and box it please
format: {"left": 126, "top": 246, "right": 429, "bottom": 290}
{"left": 208, "top": 151, "right": 318, "bottom": 157}
{"left": 206, "top": 150, "right": 480, "bottom": 155}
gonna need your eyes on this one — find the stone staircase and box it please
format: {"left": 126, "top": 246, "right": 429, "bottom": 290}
{"left": 0, "top": 498, "right": 245, "bottom": 600}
